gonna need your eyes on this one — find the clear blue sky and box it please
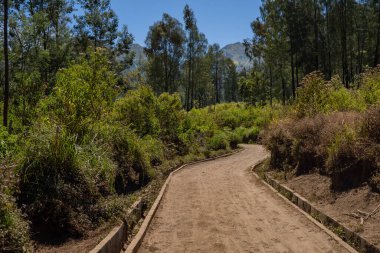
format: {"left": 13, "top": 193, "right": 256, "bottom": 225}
{"left": 110, "top": 1, "right": 261, "bottom": 47}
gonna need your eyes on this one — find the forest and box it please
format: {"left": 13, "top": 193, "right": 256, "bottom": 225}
{"left": 0, "top": 0, "right": 379, "bottom": 252}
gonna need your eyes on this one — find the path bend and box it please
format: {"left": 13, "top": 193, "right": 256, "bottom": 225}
{"left": 137, "top": 144, "right": 353, "bottom": 253}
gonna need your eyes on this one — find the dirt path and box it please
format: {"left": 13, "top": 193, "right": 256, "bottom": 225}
{"left": 137, "top": 145, "right": 352, "bottom": 253}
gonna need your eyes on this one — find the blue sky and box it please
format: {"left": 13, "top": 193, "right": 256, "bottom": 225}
{"left": 110, "top": 1, "right": 261, "bottom": 48}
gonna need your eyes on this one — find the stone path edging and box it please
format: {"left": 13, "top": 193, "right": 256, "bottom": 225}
{"left": 90, "top": 148, "right": 242, "bottom": 253}
{"left": 252, "top": 160, "right": 380, "bottom": 253}
{"left": 124, "top": 148, "right": 242, "bottom": 253}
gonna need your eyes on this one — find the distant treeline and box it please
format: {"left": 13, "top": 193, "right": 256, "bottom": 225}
{"left": 243, "top": 0, "right": 380, "bottom": 105}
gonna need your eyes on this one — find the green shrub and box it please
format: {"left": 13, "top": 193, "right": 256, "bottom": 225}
{"left": 295, "top": 72, "right": 330, "bottom": 117}
{"left": 0, "top": 127, "right": 17, "bottom": 159}
{"left": 1, "top": 165, "right": 31, "bottom": 252}
{"left": 141, "top": 135, "right": 165, "bottom": 166}
{"left": 206, "top": 131, "right": 230, "bottom": 151}
{"left": 326, "top": 127, "right": 377, "bottom": 191}
{"left": 76, "top": 138, "right": 117, "bottom": 196}
{"left": 226, "top": 131, "right": 240, "bottom": 149}
{"left": 39, "top": 50, "right": 117, "bottom": 137}
{"left": 326, "top": 87, "right": 365, "bottom": 112}
{"left": 18, "top": 122, "right": 100, "bottom": 241}
{"left": 157, "top": 92, "right": 184, "bottom": 144}
{"left": 112, "top": 86, "right": 159, "bottom": 137}
{"left": 358, "top": 66, "right": 380, "bottom": 105}
{"left": 95, "top": 124, "right": 152, "bottom": 193}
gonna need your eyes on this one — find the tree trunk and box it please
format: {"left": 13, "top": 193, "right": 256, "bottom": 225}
{"left": 325, "top": 0, "right": 332, "bottom": 79}
{"left": 291, "top": 53, "right": 296, "bottom": 99}
{"left": 374, "top": 0, "right": 380, "bottom": 66}
{"left": 314, "top": 0, "right": 319, "bottom": 70}
{"left": 3, "top": 0, "right": 10, "bottom": 128}
{"left": 341, "top": 0, "right": 349, "bottom": 87}
{"left": 269, "top": 66, "right": 273, "bottom": 107}
{"left": 281, "top": 68, "right": 286, "bottom": 105}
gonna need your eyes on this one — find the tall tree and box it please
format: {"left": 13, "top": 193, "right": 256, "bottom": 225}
{"left": 183, "top": 4, "right": 196, "bottom": 110}
{"left": 74, "top": 0, "right": 118, "bottom": 51}
{"left": 208, "top": 44, "right": 224, "bottom": 104}
{"left": 224, "top": 58, "right": 238, "bottom": 102}
{"left": 3, "top": 0, "right": 9, "bottom": 127}
{"left": 374, "top": 0, "right": 380, "bottom": 66}
{"left": 145, "top": 13, "right": 185, "bottom": 94}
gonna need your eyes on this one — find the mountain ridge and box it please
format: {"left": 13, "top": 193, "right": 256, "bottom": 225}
{"left": 129, "top": 42, "right": 251, "bottom": 72}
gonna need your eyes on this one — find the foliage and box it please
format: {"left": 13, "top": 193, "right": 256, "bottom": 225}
{"left": 41, "top": 50, "right": 117, "bottom": 136}
{"left": 1, "top": 166, "right": 31, "bottom": 252}
{"left": 295, "top": 72, "right": 330, "bottom": 117}
{"left": 17, "top": 122, "right": 102, "bottom": 240}
{"left": 112, "top": 86, "right": 159, "bottom": 137}
{"left": 145, "top": 13, "right": 185, "bottom": 94}
{"left": 264, "top": 68, "right": 380, "bottom": 191}
{"left": 358, "top": 66, "right": 380, "bottom": 106}
{"left": 0, "top": 127, "right": 17, "bottom": 159}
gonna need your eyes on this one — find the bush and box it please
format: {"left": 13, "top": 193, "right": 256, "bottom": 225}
{"left": 206, "top": 131, "right": 230, "bottom": 151}
{"left": 361, "top": 105, "right": 380, "bottom": 143}
{"left": 112, "top": 86, "right": 159, "bottom": 137}
{"left": 326, "top": 87, "right": 365, "bottom": 112}
{"left": 358, "top": 66, "right": 380, "bottom": 105}
{"left": 18, "top": 123, "right": 101, "bottom": 241}
{"left": 157, "top": 92, "right": 184, "bottom": 144}
{"left": 95, "top": 124, "right": 152, "bottom": 193}
{"left": 1, "top": 166, "right": 31, "bottom": 252}
{"left": 0, "top": 127, "right": 17, "bottom": 159}
{"left": 226, "top": 131, "right": 240, "bottom": 149}
{"left": 40, "top": 50, "right": 117, "bottom": 137}
{"left": 295, "top": 72, "right": 330, "bottom": 117}
{"left": 290, "top": 116, "right": 325, "bottom": 175}
{"left": 326, "top": 128, "right": 377, "bottom": 191}
{"left": 234, "top": 126, "right": 260, "bottom": 144}
{"left": 262, "top": 112, "right": 361, "bottom": 175}
{"left": 262, "top": 120, "right": 295, "bottom": 170}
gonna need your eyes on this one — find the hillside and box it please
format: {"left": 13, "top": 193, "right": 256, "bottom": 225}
{"left": 221, "top": 42, "right": 251, "bottom": 71}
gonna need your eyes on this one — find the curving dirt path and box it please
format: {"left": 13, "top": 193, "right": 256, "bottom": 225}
{"left": 137, "top": 145, "right": 353, "bottom": 253}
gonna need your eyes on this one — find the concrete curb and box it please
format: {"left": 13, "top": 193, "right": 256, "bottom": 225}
{"left": 90, "top": 148, "right": 243, "bottom": 253}
{"left": 89, "top": 199, "right": 144, "bottom": 253}
{"left": 124, "top": 148, "right": 243, "bottom": 253}
{"left": 252, "top": 161, "right": 380, "bottom": 253}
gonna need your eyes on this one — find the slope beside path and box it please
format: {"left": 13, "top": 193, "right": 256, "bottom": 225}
{"left": 137, "top": 145, "right": 353, "bottom": 253}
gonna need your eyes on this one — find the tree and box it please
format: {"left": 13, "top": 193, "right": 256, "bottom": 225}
{"left": 224, "top": 58, "right": 238, "bottom": 102}
{"left": 74, "top": 0, "right": 118, "bottom": 51}
{"left": 208, "top": 44, "right": 224, "bottom": 104}
{"left": 145, "top": 13, "right": 185, "bottom": 94}
{"left": 3, "top": 0, "right": 9, "bottom": 127}
{"left": 114, "top": 25, "right": 135, "bottom": 75}
{"left": 183, "top": 4, "right": 209, "bottom": 110}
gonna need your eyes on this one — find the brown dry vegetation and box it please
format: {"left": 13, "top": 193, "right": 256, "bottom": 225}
{"left": 262, "top": 68, "right": 380, "bottom": 192}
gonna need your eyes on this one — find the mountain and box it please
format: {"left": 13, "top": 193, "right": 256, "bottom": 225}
{"left": 222, "top": 42, "right": 251, "bottom": 71}
{"left": 127, "top": 42, "right": 251, "bottom": 73}
{"left": 129, "top": 44, "right": 147, "bottom": 71}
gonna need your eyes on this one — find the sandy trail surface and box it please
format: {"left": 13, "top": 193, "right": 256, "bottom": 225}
{"left": 137, "top": 145, "right": 352, "bottom": 253}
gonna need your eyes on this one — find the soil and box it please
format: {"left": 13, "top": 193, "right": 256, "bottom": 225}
{"left": 137, "top": 145, "right": 351, "bottom": 253}
{"left": 280, "top": 172, "right": 380, "bottom": 249}
{"left": 35, "top": 221, "right": 117, "bottom": 253}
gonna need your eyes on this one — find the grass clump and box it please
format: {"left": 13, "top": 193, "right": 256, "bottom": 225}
{"left": 17, "top": 123, "right": 101, "bottom": 242}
